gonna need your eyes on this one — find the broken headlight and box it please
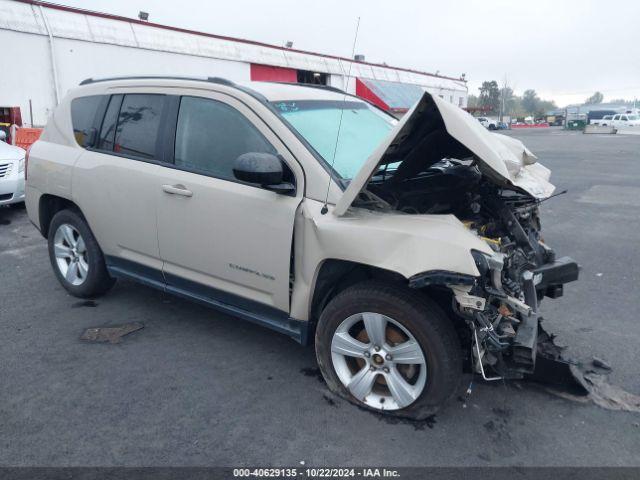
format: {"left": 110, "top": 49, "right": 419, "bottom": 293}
{"left": 471, "top": 250, "right": 505, "bottom": 294}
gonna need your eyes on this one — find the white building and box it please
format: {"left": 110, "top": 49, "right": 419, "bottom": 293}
{"left": 0, "top": 0, "right": 468, "bottom": 126}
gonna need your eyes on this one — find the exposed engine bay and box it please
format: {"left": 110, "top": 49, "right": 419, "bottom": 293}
{"left": 362, "top": 158, "right": 580, "bottom": 380}
{"left": 369, "top": 159, "right": 557, "bottom": 300}
{"left": 338, "top": 91, "right": 580, "bottom": 382}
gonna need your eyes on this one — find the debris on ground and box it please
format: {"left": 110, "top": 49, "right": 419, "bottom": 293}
{"left": 527, "top": 328, "right": 588, "bottom": 396}
{"left": 592, "top": 356, "right": 612, "bottom": 371}
{"left": 80, "top": 322, "right": 144, "bottom": 344}
{"left": 526, "top": 326, "right": 640, "bottom": 413}
{"left": 571, "top": 366, "right": 640, "bottom": 412}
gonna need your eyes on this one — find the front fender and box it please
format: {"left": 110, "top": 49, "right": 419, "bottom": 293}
{"left": 289, "top": 199, "right": 493, "bottom": 320}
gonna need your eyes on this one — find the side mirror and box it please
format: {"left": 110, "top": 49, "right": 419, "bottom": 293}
{"left": 233, "top": 152, "right": 295, "bottom": 194}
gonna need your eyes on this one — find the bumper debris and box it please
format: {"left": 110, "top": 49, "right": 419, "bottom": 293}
{"left": 80, "top": 322, "right": 144, "bottom": 344}
{"left": 525, "top": 327, "right": 640, "bottom": 412}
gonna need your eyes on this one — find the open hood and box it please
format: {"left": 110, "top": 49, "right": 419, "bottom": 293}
{"left": 334, "top": 92, "right": 555, "bottom": 216}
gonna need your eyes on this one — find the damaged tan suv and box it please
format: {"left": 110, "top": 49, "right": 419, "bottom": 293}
{"left": 25, "top": 77, "right": 578, "bottom": 418}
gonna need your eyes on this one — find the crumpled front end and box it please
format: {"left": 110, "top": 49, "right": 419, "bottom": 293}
{"left": 437, "top": 194, "right": 579, "bottom": 380}
{"left": 396, "top": 162, "right": 580, "bottom": 379}
{"left": 329, "top": 88, "right": 580, "bottom": 380}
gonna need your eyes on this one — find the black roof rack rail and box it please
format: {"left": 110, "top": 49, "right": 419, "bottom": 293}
{"left": 79, "top": 75, "right": 237, "bottom": 86}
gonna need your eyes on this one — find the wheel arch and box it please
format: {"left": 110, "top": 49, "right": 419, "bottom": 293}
{"left": 307, "top": 259, "right": 471, "bottom": 352}
{"left": 38, "top": 194, "right": 83, "bottom": 238}
{"left": 308, "top": 259, "right": 407, "bottom": 325}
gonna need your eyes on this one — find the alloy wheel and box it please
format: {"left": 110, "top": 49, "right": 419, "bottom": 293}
{"left": 330, "top": 312, "right": 427, "bottom": 410}
{"left": 53, "top": 223, "right": 89, "bottom": 286}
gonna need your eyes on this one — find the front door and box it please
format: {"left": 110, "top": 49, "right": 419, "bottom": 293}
{"left": 156, "top": 92, "right": 303, "bottom": 313}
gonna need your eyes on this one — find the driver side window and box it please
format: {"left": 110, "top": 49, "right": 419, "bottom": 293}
{"left": 174, "top": 96, "right": 276, "bottom": 181}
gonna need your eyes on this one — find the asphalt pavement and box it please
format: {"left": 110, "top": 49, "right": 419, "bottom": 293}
{"left": 1, "top": 128, "right": 639, "bottom": 467}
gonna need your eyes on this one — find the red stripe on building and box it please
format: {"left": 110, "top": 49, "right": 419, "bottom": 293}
{"left": 250, "top": 64, "right": 298, "bottom": 83}
{"left": 355, "top": 78, "right": 390, "bottom": 111}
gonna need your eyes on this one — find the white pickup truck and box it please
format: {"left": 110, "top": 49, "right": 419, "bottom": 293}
{"left": 608, "top": 113, "right": 640, "bottom": 129}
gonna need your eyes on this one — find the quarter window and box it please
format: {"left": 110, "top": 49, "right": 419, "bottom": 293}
{"left": 70, "top": 95, "right": 102, "bottom": 146}
{"left": 114, "top": 94, "right": 165, "bottom": 159}
{"left": 174, "top": 96, "right": 276, "bottom": 180}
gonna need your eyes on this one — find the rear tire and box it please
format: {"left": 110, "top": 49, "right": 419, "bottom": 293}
{"left": 315, "top": 281, "right": 462, "bottom": 419}
{"left": 47, "top": 209, "right": 115, "bottom": 298}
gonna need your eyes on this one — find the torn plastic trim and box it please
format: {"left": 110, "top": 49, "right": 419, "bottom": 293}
{"left": 533, "top": 256, "right": 580, "bottom": 291}
{"left": 451, "top": 284, "right": 486, "bottom": 311}
{"left": 408, "top": 270, "right": 476, "bottom": 289}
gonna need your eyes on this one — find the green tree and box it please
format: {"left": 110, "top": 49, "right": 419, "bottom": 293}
{"left": 478, "top": 80, "right": 500, "bottom": 115}
{"left": 585, "top": 91, "right": 603, "bottom": 105}
{"left": 522, "top": 89, "right": 539, "bottom": 115}
{"left": 537, "top": 99, "right": 558, "bottom": 116}
{"left": 608, "top": 98, "right": 635, "bottom": 106}
{"left": 500, "top": 86, "right": 518, "bottom": 116}
{"left": 466, "top": 94, "right": 479, "bottom": 109}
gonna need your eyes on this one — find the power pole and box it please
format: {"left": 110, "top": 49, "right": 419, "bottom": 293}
{"left": 500, "top": 75, "right": 508, "bottom": 124}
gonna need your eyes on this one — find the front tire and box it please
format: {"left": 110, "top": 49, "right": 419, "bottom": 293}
{"left": 315, "top": 281, "right": 462, "bottom": 419}
{"left": 48, "top": 209, "right": 115, "bottom": 298}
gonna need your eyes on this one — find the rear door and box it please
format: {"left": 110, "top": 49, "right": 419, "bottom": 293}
{"left": 72, "top": 93, "right": 169, "bottom": 281}
{"left": 156, "top": 91, "right": 304, "bottom": 313}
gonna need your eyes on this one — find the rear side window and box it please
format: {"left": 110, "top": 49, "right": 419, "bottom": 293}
{"left": 98, "top": 95, "right": 123, "bottom": 151}
{"left": 70, "top": 95, "right": 102, "bottom": 146}
{"left": 114, "top": 94, "right": 164, "bottom": 159}
{"left": 174, "top": 96, "right": 276, "bottom": 180}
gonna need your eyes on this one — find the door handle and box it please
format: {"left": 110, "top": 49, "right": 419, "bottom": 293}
{"left": 162, "top": 184, "right": 193, "bottom": 197}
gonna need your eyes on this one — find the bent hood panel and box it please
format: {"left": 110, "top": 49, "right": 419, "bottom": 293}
{"left": 334, "top": 92, "right": 555, "bottom": 216}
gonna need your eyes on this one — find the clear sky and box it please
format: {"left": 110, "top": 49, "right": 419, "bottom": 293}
{"left": 57, "top": 0, "right": 640, "bottom": 107}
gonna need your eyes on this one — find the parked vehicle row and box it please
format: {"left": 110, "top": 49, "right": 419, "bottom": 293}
{"left": 25, "top": 76, "right": 578, "bottom": 419}
{"left": 0, "top": 130, "right": 26, "bottom": 206}
{"left": 601, "top": 114, "right": 640, "bottom": 128}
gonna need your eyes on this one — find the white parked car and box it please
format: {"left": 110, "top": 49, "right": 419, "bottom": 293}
{"left": 610, "top": 114, "right": 640, "bottom": 129}
{"left": 0, "top": 132, "right": 26, "bottom": 206}
{"left": 591, "top": 115, "right": 613, "bottom": 126}
{"left": 476, "top": 116, "right": 497, "bottom": 130}
{"left": 25, "top": 76, "right": 579, "bottom": 418}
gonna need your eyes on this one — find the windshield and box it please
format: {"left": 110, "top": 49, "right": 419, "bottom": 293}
{"left": 627, "top": 115, "right": 638, "bottom": 120}
{"left": 273, "top": 99, "right": 396, "bottom": 179}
